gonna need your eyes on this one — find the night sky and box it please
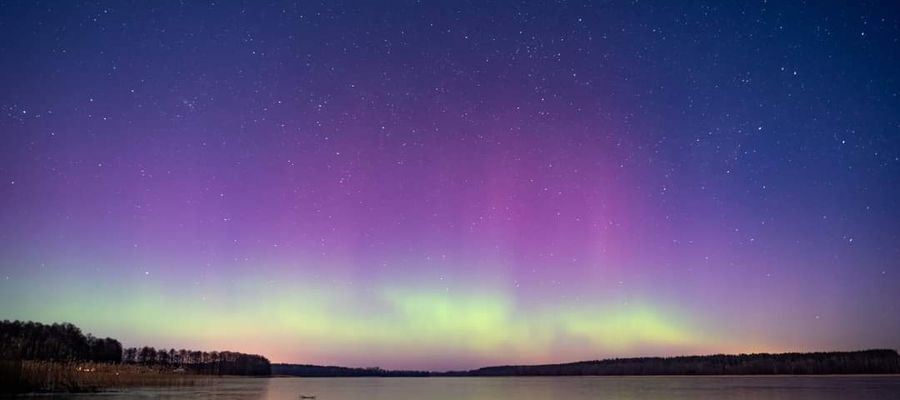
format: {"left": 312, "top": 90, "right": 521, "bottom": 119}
{"left": 1, "top": 1, "right": 899, "bottom": 371}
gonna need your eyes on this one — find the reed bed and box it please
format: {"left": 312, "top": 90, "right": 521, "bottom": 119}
{"left": 2, "top": 360, "right": 203, "bottom": 393}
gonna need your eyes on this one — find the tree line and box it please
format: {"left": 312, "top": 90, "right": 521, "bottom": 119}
{"left": 0, "top": 320, "right": 270, "bottom": 376}
{"left": 0, "top": 320, "right": 121, "bottom": 363}
{"left": 5, "top": 320, "right": 898, "bottom": 377}
{"left": 272, "top": 363, "right": 430, "bottom": 377}
{"left": 275, "top": 350, "right": 900, "bottom": 377}
{"left": 123, "top": 346, "right": 270, "bottom": 376}
{"left": 466, "top": 350, "right": 900, "bottom": 376}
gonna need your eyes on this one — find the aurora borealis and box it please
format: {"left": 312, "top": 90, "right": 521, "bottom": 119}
{"left": 1, "top": 1, "right": 899, "bottom": 371}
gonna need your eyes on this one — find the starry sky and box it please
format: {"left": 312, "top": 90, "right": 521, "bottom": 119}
{"left": 1, "top": 1, "right": 899, "bottom": 371}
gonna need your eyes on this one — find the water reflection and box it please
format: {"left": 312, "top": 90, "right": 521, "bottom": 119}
{"left": 14, "top": 376, "right": 271, "bottom": 399}
{"left": 13, "top": 376, "right": 900, "bottom": 399}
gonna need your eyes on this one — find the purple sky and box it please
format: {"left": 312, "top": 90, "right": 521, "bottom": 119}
{"left": 1, "top": 1, "right": 899, "bottom": 370}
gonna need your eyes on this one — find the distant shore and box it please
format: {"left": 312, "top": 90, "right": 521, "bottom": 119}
{"left": 273, "top": 349, "right": 900, "bottom": 377}
{"left": 3, "top": 350, "right": 899, "bottom": 393}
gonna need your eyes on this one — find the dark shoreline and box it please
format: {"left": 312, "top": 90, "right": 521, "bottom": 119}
{"left": 272, "top": 349, "right": 900, "bottom": 377}
{"left": 4, "top": 359, "right": 899, "bottom": 395}
{"left": 267, "top": 373, "right": 900, "bottom": 378}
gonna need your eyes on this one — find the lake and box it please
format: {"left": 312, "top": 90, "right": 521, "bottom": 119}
{"left": 16, "top": 376, "right": 900, "bottom": 399}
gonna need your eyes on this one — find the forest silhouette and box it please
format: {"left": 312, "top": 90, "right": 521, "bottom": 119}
{"left": 3, "top": 319, "right": 899, "bottom": 384}
{"left": 0, "top": 320, "right": 270, "bottom": 376}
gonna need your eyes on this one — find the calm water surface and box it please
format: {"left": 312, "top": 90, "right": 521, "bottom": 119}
{"left": 15, "top": 376, "right": 900, "bottom": 399}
